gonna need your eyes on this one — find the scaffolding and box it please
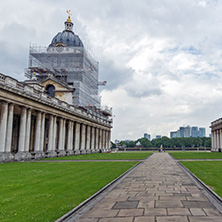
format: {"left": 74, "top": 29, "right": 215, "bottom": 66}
{"left": 25, "top": 45, "right": 102, "bottom": 108}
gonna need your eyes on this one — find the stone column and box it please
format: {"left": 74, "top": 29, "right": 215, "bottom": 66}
{"left": 74, "top": 122, "right": 80, "bottom": 154}
{"left": 5, "top": 103, "right": 14, "bottom": 153}
{"left": 86, "top": 125, "right": 91, "bottom": 153}
{"left": 101, "top": 129, "right": 104, "bottom": 151}
{"left": 211, "top": 130, "right": 215, "bottom": 151}
{"left": 15, "top": 107, "right": 27, "bottom": 161}
{"left": 214, "top": 130, "right": 217, "bottom": 151}
{"left": 34, "top": 111, "right": 42, "bottom": 159}
{"left": 105, "top": 130, "right": 108, "bottom": 150}
{"left": 18, "top": 107, "right": 27, "bottom": 152}
{"left": 67, "top": 120, "right": 74, "bottom": 155}
{"left": 25, "top": 109, "right": 31, "bottom": 153}
{"left": 90, "top": 127, "right": 95, "bottom": 152}
{"left": 211, "top": 130, "right": 214, "bottom": 151}
{"left": 0, "top": 101, "right": 8, "bottom": 153}
{"left": 103, "top": 130, "right": 106, "bottom": 151}
{"left": 58, "top": 118, "right": 63, "bottom": 151}
{"left": 51, "top": 116, "right": 57, "bottom": 157}
{"left": 58, "top": 118, "right": 66, "bottom": 156}
{"left": 48, "top": 115, "right": 54, "bottom": 152}
{"left": 214, "top": 131, "right": 216, "bottom": 151}
{"left": 63, "top": 119, "right": 66, "bottom": 151}
{"left": 70, "top": 121, "right": 74, "bottom": 152}
{"left": 217, "top": 130, "right": 220, "bottom": 152}
{"left": 80, "top": 124, "right": 86, "bottom": 154}
{"left": 39, "top": 113, "right": 45, "bottom": 154}
{"left": 213, "top": 130, "right": 217, "bottom": 151}
{"left": 107, "top": 130, "right": 111, "bottom": 150}
{"left": 99, "top": 129, "right": 103, "bottom": 152}
{"left": 95, "top": 128, "right": 99, "bottom": 152}
{"left": 220, "top": 129, "right": 222, "bottom": 151}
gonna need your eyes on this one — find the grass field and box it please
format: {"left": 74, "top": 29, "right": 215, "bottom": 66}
{"left": 169, "top": 151, "right": 222, "bottom": 159}
{"left": 46, "top": 151, "right": 153, "bottom": 160}
{"left": 181, "top": 161, "right": 222, "bottom": 197}
{"left": 0, "top": 161, "right": 138, "bottom": 222}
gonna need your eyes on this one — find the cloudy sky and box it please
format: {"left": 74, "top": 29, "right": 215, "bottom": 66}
{"left": 1, "top": 0, "right": 222, "bottom": 140}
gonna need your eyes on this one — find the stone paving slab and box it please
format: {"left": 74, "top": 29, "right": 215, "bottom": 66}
{"left": 73, "top": 153, "right": 222, "bottom": 221}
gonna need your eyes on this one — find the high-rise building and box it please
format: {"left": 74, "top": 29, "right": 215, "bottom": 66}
{"left": 191, "top": 126, "right": 199, "bottom": 137}
{"left": 179, "top": 127, "right": 185, "bottom": 138}
{"left": 170, "top": 131, "right": 177, "bottom": 138}
{"left": 144, "top": 133, "right": 151, "bottom": 140}
{"left": 184, "top": 125, "right": 191, "bottom": 138}
{"left": 170, "top": 125, "right": 206, "bottom": 138}
{"left": 199, "top": 127, "right": 206, "bottom": 137}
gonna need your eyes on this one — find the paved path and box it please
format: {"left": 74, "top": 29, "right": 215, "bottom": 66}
{"left": 174, "top": 159, "right": 222, "bottom": 161}
{"left": 36, "top": 159, "right": 140, "bottom": 162}
{"left": 72, "top": 153, "right": 222, "bottom": 222}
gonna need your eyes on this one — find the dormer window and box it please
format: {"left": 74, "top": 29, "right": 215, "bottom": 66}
{"left": 46, "top": 84, "right": 55, "bottom": 97}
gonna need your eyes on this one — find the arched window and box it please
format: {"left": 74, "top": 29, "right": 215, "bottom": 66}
{"left": 46, "top": 84, "right": 55, "bottom": 97}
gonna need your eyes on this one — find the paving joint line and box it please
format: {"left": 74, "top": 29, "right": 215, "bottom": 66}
{"left": 175, "top": 157, "right": 222, "bottom": 213}
{"left": 57, "top": 161, "right": 142, "bottom": 221}
{"left": 56, "top": 154, "right": 153, "bottom": 222}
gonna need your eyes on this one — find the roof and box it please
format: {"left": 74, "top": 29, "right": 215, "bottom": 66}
{"left": 48, "top": 30, "right": 84, "bottom": 47}
{"left": 41, "top": 75, "right": 74, "bottom": 91}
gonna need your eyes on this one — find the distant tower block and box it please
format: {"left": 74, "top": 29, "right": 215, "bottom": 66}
{"left": 27, "top": 11, "right": 101, "bottom": 107}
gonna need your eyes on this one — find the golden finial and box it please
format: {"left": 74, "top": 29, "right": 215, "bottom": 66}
{"left": 66, "top": 10, "right": 72, "bottom": 22}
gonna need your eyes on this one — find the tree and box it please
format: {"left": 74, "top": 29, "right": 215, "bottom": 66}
{"left": 193, "top": 137, "right": 202, "bottom": 147}
{"left": 138, "top": 138, "right": 152, "bottom": 147}
{"left": 126, "top": 141, "right": 136, "bottom": 147}
{"left": 161, "top": 136, "right": 172, "bottom": 147}
{"left": 111, "top": 136, "right": 211, "bottom": 148}
{"left": 151, "top": 138, "right": 162, "bottom": 147}
{"left": 171, "top": 138, "right": 183, "bottom": 147}
{"left": 204, "top": 138, "right": 211, "bottom": 147}
{"left": 111, "top": 141, "right": 116, "bottom": 148}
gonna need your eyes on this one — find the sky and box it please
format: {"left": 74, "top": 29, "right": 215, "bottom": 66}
{"left": 1, "top": 0, "right": 222, "bottom": 140}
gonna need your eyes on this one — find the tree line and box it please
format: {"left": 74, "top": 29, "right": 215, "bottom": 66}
{"left": 112, "top": 136, "right": 211, "bottom": 148}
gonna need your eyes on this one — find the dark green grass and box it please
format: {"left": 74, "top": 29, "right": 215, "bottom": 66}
{"left": 47, "top": 151, "right": 153, "bottom": 160}
{"left": 169, "top": 151, "right": 222, "bottom": 159}
{"left": 181, "top": 161, "right": 222, "bottom": 197}
{"left": 0, "top": 161, "right": 138, "bottom": 222}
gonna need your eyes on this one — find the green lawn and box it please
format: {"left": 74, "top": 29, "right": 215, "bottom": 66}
{"left": 181, "top": 161, "right": 222, "bottom": 197}
{"left": 169, "top": 151, "right": 222, "bottom": 159}
{"left": 46, "top": 151, "right": 153, "bottom": 160}
{"left": 0, "top": 161, "right": 138, "bottom": 222}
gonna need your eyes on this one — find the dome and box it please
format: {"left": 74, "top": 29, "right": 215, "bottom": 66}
{"left": 49, "top": 30, "right": 84, "bottom": 47}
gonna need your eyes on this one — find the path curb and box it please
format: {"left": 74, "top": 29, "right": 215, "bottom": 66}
{"left": 55, "top": 156, "right": 152, "bottom": 221}
{"left": 173, "top": 156, "right": 222, "bottom": 213}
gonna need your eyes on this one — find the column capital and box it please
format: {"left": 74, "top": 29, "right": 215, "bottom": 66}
{"left": 0, "top": 100, "right": 9, "bottom": 104}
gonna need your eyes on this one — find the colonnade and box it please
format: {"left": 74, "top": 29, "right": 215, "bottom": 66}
{"left": 0, "top": 100, "right": 111, "bottom": 162}
{"left": 211, "top": 129, "right": 222, "bottom": 152}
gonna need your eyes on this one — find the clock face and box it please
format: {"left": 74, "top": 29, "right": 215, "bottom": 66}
{"left": 56, "top": 47, "right": 64, "bottom": 52}
{"left": 54, "top": 42, "right": 66, "bottom": 52}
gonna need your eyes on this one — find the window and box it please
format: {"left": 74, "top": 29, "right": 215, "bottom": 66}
{"left": 46, "top": 84, "right": 55, "bottom": 97}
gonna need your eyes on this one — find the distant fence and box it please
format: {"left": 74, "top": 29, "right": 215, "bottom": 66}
{"left": 117, "top": 147, "right": 211, "bottom": 152}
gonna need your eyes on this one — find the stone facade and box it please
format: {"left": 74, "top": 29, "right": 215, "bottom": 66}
{"left": 0, "top": 73, "right": 112, "bottom": 162}
{"left": 210, "top": 118, "right": 222, "bottom": 152}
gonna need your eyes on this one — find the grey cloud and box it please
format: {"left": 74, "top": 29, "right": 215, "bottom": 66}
{"left": 0, "top": 41, "right": 27, "bottom": 80}
{"left": 126, "top": 87, "right": 162, "bottom": 98}
{"left": 99, "top": 58, "right": 134, "bottom": 91}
